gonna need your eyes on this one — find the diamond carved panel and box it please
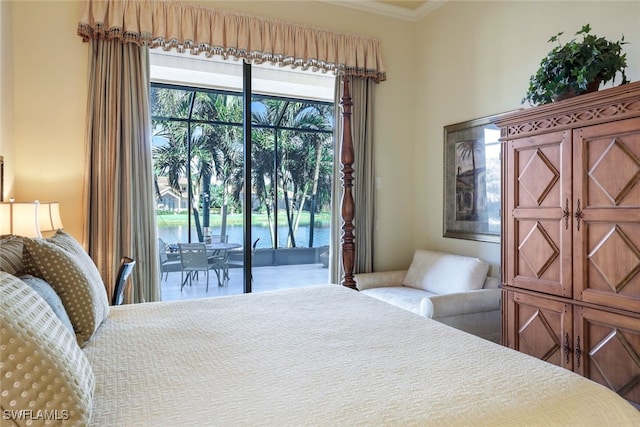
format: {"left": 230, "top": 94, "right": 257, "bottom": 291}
{"left": 519, "top": 222, "right": 560, "bottom": 279}
{"left": 589, "top": 138, "right": 640, "bottom": 205}
{"left": 589, "top": 226, "right": 640, "bottom": 293}
{"left": 589, "top": 329, "right": 640, "bottom": 396}
{"left": 519, "top": 149, "right": 560, "bottom": 206}
{"left": 518, "top": 309, "right": 560, "bottom": 361}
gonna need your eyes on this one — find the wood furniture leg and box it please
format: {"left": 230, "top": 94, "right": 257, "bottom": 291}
{"left": 340, "top": 77, "right": 356, "bottom": 290}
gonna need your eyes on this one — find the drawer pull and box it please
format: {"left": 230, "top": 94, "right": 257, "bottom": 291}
{"left": 562, "top": 198, "right": 570, "bottom": 230}
{"left": 575, "top": 199, "right": 584, "bottom": 231}
{"left": 563, "top": 332, "right": 571, "bottom": 365}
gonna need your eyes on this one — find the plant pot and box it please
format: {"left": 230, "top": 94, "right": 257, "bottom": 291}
{"left": 553, "top": 78, "right": 602, "bottom": 102}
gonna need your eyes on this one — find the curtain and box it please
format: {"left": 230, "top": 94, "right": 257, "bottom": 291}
{"left": 330, "top": 76, "right": 376, "bottom": 284}
{"left": 77, "top": 0, "right": 386, "bottom": 82}
{"left": 84, "top": 39, "right": 160, "bottom": 303}
{"left": 78, "top": 0, "right": 384, "bottom": 293}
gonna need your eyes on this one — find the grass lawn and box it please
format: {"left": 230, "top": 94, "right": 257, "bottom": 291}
{"left": 156, "top": 211, "right": 331, "bottom": 228}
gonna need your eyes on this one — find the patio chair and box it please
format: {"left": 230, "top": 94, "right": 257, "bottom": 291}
{"left": 224, "top": 238, "right": 260, "bottom": 282}
{"left": 178, "top": 242, "right": 220, "bottom": 291}
{"left": 206, "top": 235, "right": 228, "bottom": 284}
{"left": 158, "top": 238, "right": 181, "bottom": 281}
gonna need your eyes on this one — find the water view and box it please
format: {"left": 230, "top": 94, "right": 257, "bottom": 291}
{"left": 157, "top": 224, "right": 331, "bottom": 249}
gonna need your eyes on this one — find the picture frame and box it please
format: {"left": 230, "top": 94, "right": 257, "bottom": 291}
{"left": 443, "top": 114, "right": 504, "bottom": 243}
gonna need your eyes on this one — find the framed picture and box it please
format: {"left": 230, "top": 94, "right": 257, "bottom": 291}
{"left": 443, "top": 114, "right": 504, "bottom": 243}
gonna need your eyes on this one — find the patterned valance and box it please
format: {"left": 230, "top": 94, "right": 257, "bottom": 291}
{"left": 77, "top": 0, "right": 386, "bottom": 82}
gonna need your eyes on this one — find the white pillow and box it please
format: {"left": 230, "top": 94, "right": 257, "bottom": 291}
{"left": 402, "top": 250, "right": 489, "bottom": 295}
{"left": 0, "top": 272, "right": 95, "bottom": 425}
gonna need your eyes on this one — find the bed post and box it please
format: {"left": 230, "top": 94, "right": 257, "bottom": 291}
{"left": 340, "top": 77, "right": 357, "bottom": 290}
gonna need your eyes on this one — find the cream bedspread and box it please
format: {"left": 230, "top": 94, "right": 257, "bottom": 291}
{"left": 83, "top": 285, "right": 640, "bottom": 426}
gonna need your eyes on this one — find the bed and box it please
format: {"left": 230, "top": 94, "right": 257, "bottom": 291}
{"left": 82, "top": 284, "right": 639, "bottom": 426}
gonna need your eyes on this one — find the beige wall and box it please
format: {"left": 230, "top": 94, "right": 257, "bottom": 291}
{"left": 1, "top": 0, "right": 15, "bottom": 201}
{"left": 7, "top": 1, "right": 640, "bottom": 275}
{"left": 415, "top": 1, "right": 640, "bottom": 277}
{"left": 11, "top": 0, "right": 88, "bottom": 239}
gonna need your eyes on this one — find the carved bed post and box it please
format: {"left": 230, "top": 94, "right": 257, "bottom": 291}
{"left": 340, "top": 77, "right": 357, "bottom": 290}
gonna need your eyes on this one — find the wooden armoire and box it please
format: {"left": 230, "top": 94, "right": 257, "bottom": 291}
{"left": 497, "top": 81, "right": 640, "bottom": 407}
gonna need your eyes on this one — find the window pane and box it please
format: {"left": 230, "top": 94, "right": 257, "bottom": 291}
{"left": 151, "top": 88, "right": 194, "bottom": 119}
{"left": 151, "top": 72, "right": 333, "bottom": 299}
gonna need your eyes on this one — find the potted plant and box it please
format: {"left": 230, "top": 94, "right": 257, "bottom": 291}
{"left": 523, "top": 24, "right": 629, "bottom": 105}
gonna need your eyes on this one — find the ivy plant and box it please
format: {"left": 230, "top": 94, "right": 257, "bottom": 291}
{"left": 523, "top": 24, "right": 629, "bottom": 105}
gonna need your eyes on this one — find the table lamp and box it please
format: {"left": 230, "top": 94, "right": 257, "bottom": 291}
{"left": 0, "top": 201, "right": 63, "bottom": 237}
{"left": 38, "top": 202, "right": 64, "bottom": 234}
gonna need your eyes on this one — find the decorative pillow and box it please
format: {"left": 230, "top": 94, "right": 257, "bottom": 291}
{"left": 18, "top": 274, "right": 75, "bottom": 334}
{"left": 402, "top": 250, "right": 489, "bottom": 295}
{"left": 0, "top": 271, "right": 94, "bottom": 425}
{"left": 0, "top": 235, "right": 24, "bottom": 274}
{"left": 22, "top": 234, "right": 109, "bottom": 347}
{"left": 46, "top": 230, "right": 96, "bottom": 265}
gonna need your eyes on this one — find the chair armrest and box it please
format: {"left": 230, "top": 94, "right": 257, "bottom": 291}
{"left": 355, "top": 270, "right": 407, "bottom": 291}
{"left": 420, "top": 288, "right": 501, "bottom": 319}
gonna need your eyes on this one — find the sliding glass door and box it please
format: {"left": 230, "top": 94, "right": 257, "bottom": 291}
{"left": 152, "top": 87, "right": 243, "bottom": 244}
{"left": 249, "top": 96, "right": 334, "bottom": 292}
{"left": 150, "top": 56, "right": 334, "bottom": 299}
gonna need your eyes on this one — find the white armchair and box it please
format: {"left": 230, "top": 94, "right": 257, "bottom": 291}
{"left": 355, "top": 250, "right": 501, "bottom": 343}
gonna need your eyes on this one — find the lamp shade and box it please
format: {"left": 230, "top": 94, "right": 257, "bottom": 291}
{"left": 38, "top": 202, "right": 64, "bottom": 232}
{"left": 0, "top": 202, "right": 41, "bottom": 237}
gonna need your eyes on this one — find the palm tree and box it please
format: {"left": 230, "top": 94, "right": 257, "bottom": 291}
{"left": 152, "top": 129, "right": 188, "bottom": 200}
{"left": 252, "top": 100, "right": 333, "bottom": 248}
{"left": 153, "top": 88, "right": 244, "bottom": 241}
{"left": 253, "top": 129, "right": 277, "bottom": 245}
{"left": 151, "top": 89, "right": 193, "bottom": 202}
{"left": 292, "top": 104, "right": 333, "bottom": 246}
{"left": 279, "top": 103, "right": 333, "bottom": 247}
{"left": 191, "top": 92, "right": 243, "bottom": 232}
{"left": 151, "top": 86, "right": 333, "bottom": 249}
{"left": 457, "top": 139, "right": 483, "bottom": 220}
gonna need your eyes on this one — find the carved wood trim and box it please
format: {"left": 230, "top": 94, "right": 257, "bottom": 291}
{"left": 340, "top": 77, "right": 356, "bottom": 290}
{"left": 497, "top": 81, "right": 640, "bottom": 139}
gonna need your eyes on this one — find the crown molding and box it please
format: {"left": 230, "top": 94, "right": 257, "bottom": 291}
{"left": 317, "top": 1, "right": 447, "bottom": 22}
{"left": 413, "top": 1, "right": 447, "bottom": 20}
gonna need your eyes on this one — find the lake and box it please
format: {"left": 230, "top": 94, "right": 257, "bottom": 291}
{"left": 158, "top": 224, "right": 331, "bottom": 249}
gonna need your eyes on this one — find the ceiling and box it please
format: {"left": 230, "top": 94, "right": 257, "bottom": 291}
{"left": 320, "top": 1, "right": 445, "bottom": 21}
{"left": 378, "top": 1, "right": 428, "bottom": 11}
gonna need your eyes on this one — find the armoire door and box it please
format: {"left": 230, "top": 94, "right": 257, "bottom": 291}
{"left": 505, "top": 130, "right": 573, "bottom": 297}
{"left": 574, "top": 305, "right": 640, "bottom": 406}
{"left": 505, "top": 290, "right": 573, "bottom": 369}
{"left": 573, "top": 117, "right": 640, "bottom": 313}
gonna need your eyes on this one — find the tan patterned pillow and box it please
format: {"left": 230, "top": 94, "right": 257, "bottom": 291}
{"left": 0, "top": 235, "right": 24, "bottom": 274}
{"left": 22, "top": 236, "right": 109, "bottom": 347}
{"left": 0, "top": 272, "right": 94, "bottom": 425}
{"left": 46, "top": 230, "right": 95, "bottom": 266}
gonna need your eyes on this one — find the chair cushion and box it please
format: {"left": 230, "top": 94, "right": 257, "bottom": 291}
{"left": 22, "top": 231, "right": 109, "bottom": 347}
{"left": 402, "top": 250, "right": 489, "bottom": 295}
{"left": 360, "top": 286, "right": 435, "bottom": 314}
{"left": 0, "top": 272, "right": 95, "bottom": 425}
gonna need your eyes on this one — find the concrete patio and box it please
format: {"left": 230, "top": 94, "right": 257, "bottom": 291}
{"left": 160, "top": 263, "right": 331, "bottom": 301}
